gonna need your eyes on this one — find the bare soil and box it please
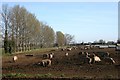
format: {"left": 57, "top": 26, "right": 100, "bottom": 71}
{"left": 2, "top": 47, "right": 120, "bottom": 79}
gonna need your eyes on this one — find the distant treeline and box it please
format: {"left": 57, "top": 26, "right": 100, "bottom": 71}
{"left": 1, "top": 4, "right": 74, "bottom": 54}
{"left": 70, "top": 40, "right": 117, "bottom": 46}
{"left": 70, "top": 43, "right": 117, "bottom": 46}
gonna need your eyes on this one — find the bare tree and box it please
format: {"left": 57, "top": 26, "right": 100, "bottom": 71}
{"left": 65, "top": 33, "right": 74, "bottom": 45}
{"left": 1, "top": 4, "right": 10, "bottom": 53}
{"left": 56, "top": 31, "right": 65, "bottom": 47}
{"left": 1, "top": 4, "right": 75, "bottom": 53}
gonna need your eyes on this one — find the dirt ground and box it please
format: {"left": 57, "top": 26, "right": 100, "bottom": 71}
{"left": 2, "top": 47, "right": 120, "bottom": 79}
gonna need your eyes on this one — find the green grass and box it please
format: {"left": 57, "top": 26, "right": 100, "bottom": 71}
{"left": 2, "top": 73, "right": 54, "bottom": 78}
{"left": 2, "top": 73, "right": 31, "bottom": 78}
{"left": 35, "top": 73, "right": 53, "bottom": 78}
{"left": 0, "top": 48, "right": 4, "bottom": 56}
{"left": 3, "top": 73, "right": 116, "bottom": 79}
{"left": 15, "top": 47, "right": 57, "bottom": 54}
{"left": 60, "top": 74, "right": 65, "bottom": 77}
{"left": 2, "top": 73, "right": 67, "bottom": 78}
{"left": 104, "top": 75, "right": 113, "bottom": 79}
{"left": 2, "top": 47, "right": 58, "bottom": 56}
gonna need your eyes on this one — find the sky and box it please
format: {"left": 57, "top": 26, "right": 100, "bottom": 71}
{"left": 1, "top": 2, "right": 118, "bottom": 43}
{"left": 1, "top": 0, "right": 119, "bottom": 2}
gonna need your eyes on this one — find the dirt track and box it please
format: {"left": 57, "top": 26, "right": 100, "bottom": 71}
{"left": 2, "top": 47, "right": 120, "bottom": 79}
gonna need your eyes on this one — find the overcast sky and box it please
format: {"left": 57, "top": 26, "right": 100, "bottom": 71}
{"left": 2, "top": 2, "right": 118, "bottom": 42}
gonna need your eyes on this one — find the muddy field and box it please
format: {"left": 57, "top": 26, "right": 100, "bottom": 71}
{"left": 2, "top": 46, "right": 120, "bottom": 79}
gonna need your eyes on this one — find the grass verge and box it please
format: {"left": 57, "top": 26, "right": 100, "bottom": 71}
{"left": 2, "top": 47, "right": 58, "bottom": 56}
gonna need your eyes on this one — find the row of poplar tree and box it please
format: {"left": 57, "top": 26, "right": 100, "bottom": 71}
{"left": 1, "top": 4, "right": 74, "bottom": 54}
